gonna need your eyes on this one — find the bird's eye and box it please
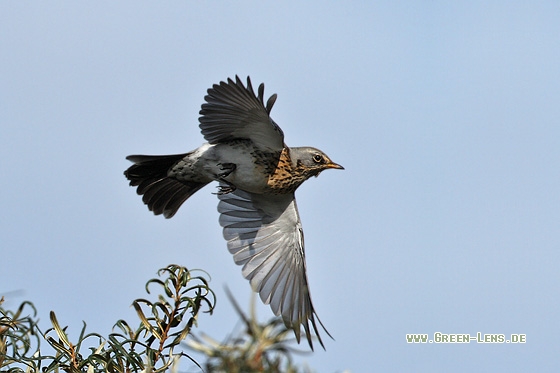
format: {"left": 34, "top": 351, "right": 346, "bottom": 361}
{"left": 312, "top": 154, "right": 324, "bottom": 163}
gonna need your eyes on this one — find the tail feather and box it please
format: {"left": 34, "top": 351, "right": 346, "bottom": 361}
{"left": 124, "top": 153, "right": 209, "bottom": 218}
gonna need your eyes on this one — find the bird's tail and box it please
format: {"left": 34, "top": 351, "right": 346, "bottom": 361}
{"left": 124, "top": 153, "right": 210, "bottom": 218}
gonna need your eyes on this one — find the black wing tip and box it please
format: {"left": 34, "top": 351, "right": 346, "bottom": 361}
{"left": 201, "top": 75, "right": 277, "bottom": 114}
{"left": 290, "top": 311, "right": 333, "bottom": 351}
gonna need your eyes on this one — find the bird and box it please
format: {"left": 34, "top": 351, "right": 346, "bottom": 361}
{"left": 124, "top": 76, "right": 343, "bottom": 350}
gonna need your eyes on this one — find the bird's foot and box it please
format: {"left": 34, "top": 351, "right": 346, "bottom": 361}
{"left": 217, "top": 163, "right": 236, "bottom": 178}
{"left": 214, "top": 184, "right": 236, "bottom": 195}
{"left": 213, "top": 179, "right": 237, "bottom": 195}
{"left": 212, "top": 163, "right": 237, "bottom": 194}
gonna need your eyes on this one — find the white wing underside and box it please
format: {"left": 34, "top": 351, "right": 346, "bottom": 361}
{"left": 217, "top": 186, "right": 328, "bottom": 349}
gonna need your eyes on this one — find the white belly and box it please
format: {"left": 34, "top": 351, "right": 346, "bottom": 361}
{"left": 199, "top": 142, "right": 270, "bottom": 194}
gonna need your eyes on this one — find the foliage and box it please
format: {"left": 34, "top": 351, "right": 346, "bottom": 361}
{"left": 0, "top": 265, "right": 215, "bottom": 373}
{"left": 1, "top": 264, "right": 317, "bottom": 373}
{"left": 186, "top": 289, "right": 313, "bottom": 373}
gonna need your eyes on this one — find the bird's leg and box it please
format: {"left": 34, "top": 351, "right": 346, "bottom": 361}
{"left": 214, "top": 163, "right": 237, "bottom": 195}
{"left": 217, "top": 162, "right": 236, "bottom": 178}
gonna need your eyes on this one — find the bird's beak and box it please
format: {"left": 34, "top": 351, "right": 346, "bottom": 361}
{"left": 326, "top": 162, "right": 344, "bottom": 170}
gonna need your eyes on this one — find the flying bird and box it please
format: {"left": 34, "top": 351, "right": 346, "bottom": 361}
{"left": 124, "top": 76, "right": 343, "bottom": 349}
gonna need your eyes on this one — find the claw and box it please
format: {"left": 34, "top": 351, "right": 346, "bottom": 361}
{"left": 213, "top": 184, "right": 236, "bottom": 195}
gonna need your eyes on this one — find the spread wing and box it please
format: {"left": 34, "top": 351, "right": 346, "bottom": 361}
{"left": 199, "top": 76, "right": 285, "bottom": 151}
{"left": 217, "top": 187, "right": 330, "bottom": 350}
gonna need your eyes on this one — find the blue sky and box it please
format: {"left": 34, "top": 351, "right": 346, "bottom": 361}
{"left": 1, "top": 1, "right": 559, "bottom": 372}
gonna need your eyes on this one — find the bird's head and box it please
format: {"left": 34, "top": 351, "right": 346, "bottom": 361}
{"left": 291, "top": 147, "right": 344, "bottom": 179}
